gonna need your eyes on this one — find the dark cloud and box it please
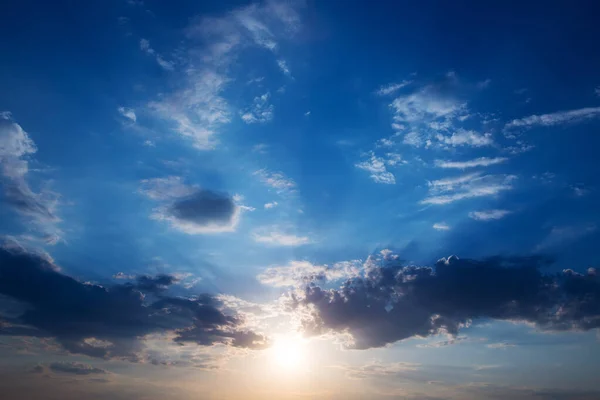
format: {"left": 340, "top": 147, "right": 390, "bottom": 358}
{"left": 0, "top": 242, "right": 268, "bottom": 360}
{"left": 49, "top": 362, "right": 107, "bottom": 375}
{"left": 135, "top": 274, "right": 177, "bottom": 293}
{"left": 289, "top": 254, "right": 600, "bottom": 349}
{"left": 149, "top": 188, "right": 241, "bottom": 234}
{"left": 168, "top": 190, "right": 236, "bottom": 226}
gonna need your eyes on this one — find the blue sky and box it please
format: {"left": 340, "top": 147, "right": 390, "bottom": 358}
{"left": 1, "top": 1, "right": 600, "bottom": 399}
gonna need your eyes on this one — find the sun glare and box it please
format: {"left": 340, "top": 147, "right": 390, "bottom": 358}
{"left": 269, "top": 336, "right": 306, "bottom": 371}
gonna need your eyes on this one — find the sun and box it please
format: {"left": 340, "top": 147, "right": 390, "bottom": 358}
{"left": 269, "top": 335, "right": 306, "bottom": 371}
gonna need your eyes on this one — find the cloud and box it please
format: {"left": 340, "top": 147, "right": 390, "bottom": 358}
{"left": 139, "top": 38, "right": 174, "bottom": 71}
{"left": 476, "top": 79, "right": 492, "bottom": 89}
{"left": 258, "top": 260, "right": 360, "bottom": 287}
{"left": 337, "top": 361, "right": 421, "bottom": 380}
{"left": 140, "top": 177, "right": 241, "bottom": 234}
{"left": 264, "top": 201, "right": 278, "bottom": 209}
{"left": 117, "top": 107, "right": 136, "bottom": 123}
{"left": 435, "top": 157, "right": 507, "bottom": 169}
{"left": 595, "top": 86, "right": 600, "bottom": 97}
{"left": 240, "top": 92, "right": 274, "bottom": 124}
{"left": 355, "top": 152, "right": 396, "bottom": 184}
{"left": 535, "top": 224, "right": 597, "bottom": 251}
{"left": 375, "top": 80, "right": 412, "bottom": 96}
{"left": 390, "top": 86, "right": 465, "bottom": 123}
{"left": 436, "top": 129, "right": 493, "bottom": 147}
{"left": 147, "top": 2, "right": 302, "bottom": 150}
{"left": 277, "top": 59, "right": 291, "bottom": 76}
{"left": 422, "top": 173, "right": 516, "bottom": 205}
{"left": 288, "top": 253, "right": 600, "bottom": 349}
{"left": 0, "top": 242, "right": 268, "bottom": 359}
{"left": 0, "top": 113, "right": 61, "bottom": 240}
{"left": 505, "top": 106, "right": 600, "bottom": 130}
{"left": 416, "top": 335, "right": 469, "bottom": 348}
{"left": 252, "top": 229, "right": 310, "bottom": 246}
{"left": 254, "top": 169, "right": 296, "bottom": 193}
{"left": 433, "top": 222, "right": 450, "bottom": 231}
{"left": 469, "top": 209, "right": 512, "bottom": 221}
{"left": 486, "top": 342, "right": 516, "bottom": 349}
{"left": 49, "top": 362, "right": 108, "bottom": 375}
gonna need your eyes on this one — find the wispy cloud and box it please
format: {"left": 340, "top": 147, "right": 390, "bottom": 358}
{"left": 146, "top": 2, "right": 302, "bottom": 150}
{"left": 139, "top": 38, "right": 174, "bottom": 71}
{"left": 436, "top": 129, "right": 493, "bottom": 148}
{"left": 240, "top": 92, "right": 274, "bottom": 124}
{"left": 469, "top": 209, "right": 512, "bottom": 221}
{"left": 433, "top": 222, "right": 450, "bottom": 231}
{"left": 487, "top": 342, "right": 516, "bottom": 349}
{"left": 435, "top": 157, "right": 507, "bottom": 169}
{"left": 476, "top": 78, "right": 492, "bottom": 89}
{"left": 117, "top": 106, "right": 136, "bottom": 123}
{"left": 0, "top": 112, "right": 61, "bottom": 241}
{"left": 258, "top": 260, "right": 360, "bottom": 287}
{"left": 422, "top": 173, "right": 516, "bottom": 205}
{"left": 264, "top": 201, "right": 278, "bottom": 209}
{"left": 505, "top": 106, "right": 600, "bottom": 130}
{"left": 535, "top": 224, "right": 596, "bottom": 251}
{"left": 254, "top": 168, "right": 296, "bottom": 193}
{"left": 252, "top": 229, "right": 310, "bottom": 246}
{"left": 355, "top": 152, "right": 396, "bottom": 184}
{"left": 277, "top": 59, "right": 292, "bottom": 77}
{"left": 375, "top": 80, "right": 411, "bottom": 96}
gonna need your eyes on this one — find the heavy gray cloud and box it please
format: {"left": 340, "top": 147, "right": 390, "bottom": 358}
{"left": 0, "top": 241, "right": 268, "bottom": 360}
{"left": 288, "top": 254, "right": 600, "bottom": 349}
{"left": 140, "top": 178, "right": 241, "bottom": 234}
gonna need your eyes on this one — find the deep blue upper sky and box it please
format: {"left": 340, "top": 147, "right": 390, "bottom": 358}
{"left": 1, "top": 1, "right": 600, "bottom": 399}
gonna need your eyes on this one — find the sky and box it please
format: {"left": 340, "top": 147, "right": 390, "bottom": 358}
{"left": 1, "top": 0, "right": 600, "bottom": 399}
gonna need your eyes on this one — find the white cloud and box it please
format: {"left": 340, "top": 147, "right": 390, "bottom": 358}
{"left": 240, "top": 92, "right": 274, "bottom": 124}
{"left": 304, "top": 110, "right": 311, "bottom": 116}
{"left": 487, "top": 342, "right": 516, "bottom": 349}
{"left": 595, "top": 86, "right": 600, "bottom": 97}
{"left": 433, "top": 222, "right": 450, "bottom": 231}
{"left": 252, "top": 143, "right": 268, "bottom": 153}
{"left": 422, "top": 173, "right": 516, "bottom": 205}
{"left": 385, "top": 152, "right": 406, "bottom": 166}
{"left": 376, "top": 138, "right": 394, "bottom": 147}
{"left": 252, "top": 229, "right": 310, "bottom": 246}
{"left": 435, "top": 157, "right": 507, "bottom": 169}
{"left": 147, "top": 2, "right": 302, "bottom": 150}
{"left": 117, "top": 107, "right": 136, "bottom": 123}
{"left": 390, "top": 87, "right": 465, "bottom": 123}
{"left": 375, "top": 80, "right": 411, "bottom": 96}
{"left": 139, "top": 176, "right": 197, "bottom": 200}
{"left": 355, "top": 152, "right": 395, "bottom": 184}
{"left": 505, "top": 106, "right": 600, "bottom": 130}
{"left": 264, "top": 201, "right": 278, "bottom": 209}
{"left": 436, "top": 129, "right": 493, "bottom": 147}
{"left": 140, "top": 38, "right": 174, "bottom": 71}
{"left": 0, "top": 113, "right": 61, "bottom": 241}
{"left": 277, "top": 59, "right": 291, "bottom": 77}
{"left": 148, "top": 70, "right": 230, "bottom": 150}
{"left": 254, "top": 168, "right": 296, "bottom": 193}
{"left": 257, "top": 260, "right": 360, "bottom": 287}
{"left": 469, "top": 209, "right": 512, "bottom": 221}
{"left": 403, "top": 131, "right": 427, "bottom": 147}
